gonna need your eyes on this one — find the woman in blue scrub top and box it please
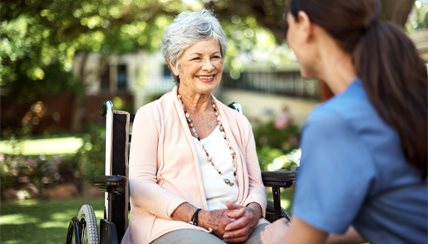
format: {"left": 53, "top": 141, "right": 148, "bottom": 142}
{"left": 261, "top": 0, "right": 427, "bottom": 243}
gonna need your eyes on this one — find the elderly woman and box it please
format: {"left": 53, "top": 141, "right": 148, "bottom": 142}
{"left": 121, "top": 9, "right": 268, "bottom": 244}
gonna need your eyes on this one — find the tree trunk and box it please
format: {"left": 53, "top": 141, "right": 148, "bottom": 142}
{"left": 380, "top": 0, "right": 415, "bottom": 26}
{"left": 70, "top": 53, "right": 89, "bottom": 132}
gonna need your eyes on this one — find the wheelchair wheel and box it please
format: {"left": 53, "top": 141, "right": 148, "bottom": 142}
{"left": 78, "top": 204, "right": 99, "bottom": 244}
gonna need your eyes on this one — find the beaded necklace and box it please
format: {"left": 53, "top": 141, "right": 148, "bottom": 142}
{"left": 178, "top": 94, "right": 237, "bottom": 186}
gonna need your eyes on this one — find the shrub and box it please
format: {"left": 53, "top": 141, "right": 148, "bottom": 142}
{"left": 254, "top": 120, "right": 300, "bottom": 154}
{"left": 0, "top": 154, "right": 80, "bottom": 198}
{"left": 75, "top": 125, "right": 106, "bottom": 184}
{"left": 253, "top": 108, "right": 301, "bottom": 171}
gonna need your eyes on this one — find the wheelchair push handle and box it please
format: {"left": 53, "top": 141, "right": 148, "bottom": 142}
{"left": 102, "top": 100, "right": 114, "bottom": 116}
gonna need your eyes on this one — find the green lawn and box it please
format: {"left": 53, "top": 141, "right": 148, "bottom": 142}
{"left": 0, "top": 191, "right": 293, "bottom": 243}
{"left": 0, "top": 197, "right": 103, "bottom": 244}
{"left": 0, "top": 137, "right": 83, "bottom": 155}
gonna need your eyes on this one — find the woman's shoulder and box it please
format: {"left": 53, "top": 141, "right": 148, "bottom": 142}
{"left": 136, "top": 92, "right": 174, "bottom": 118}
{"left": 135, "top": 90, "right": 175, "bottom": 115}
{"left": 219, "top": 102, "right": 251, "bottom": 126}
{"left": 307, "top": 82, "right": 384, "bottom": 134}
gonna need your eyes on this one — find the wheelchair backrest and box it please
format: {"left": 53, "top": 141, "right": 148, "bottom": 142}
{"left": 103, "top": 101, "right": 130, "bottom": 239}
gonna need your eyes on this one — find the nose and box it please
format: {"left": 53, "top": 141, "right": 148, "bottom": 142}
{"left": 202, "top": 58, "right": 215, "bottom": 71}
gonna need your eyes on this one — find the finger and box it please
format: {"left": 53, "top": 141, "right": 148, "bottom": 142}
{"left": 226, "top": 201, "right": 241, "bottom": 210}
{"left": 224, "top": 228, "right": 250, "bottom": 243}
{"left": 226, "top": 207, "right": 246, "bottom": 219}
{"left": 225, "top": 214, "right": 250, "bottom": 231}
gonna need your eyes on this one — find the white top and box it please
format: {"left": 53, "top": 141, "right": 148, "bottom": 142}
{"left": 193, "top": 126, "right": 239, "bottom": 210}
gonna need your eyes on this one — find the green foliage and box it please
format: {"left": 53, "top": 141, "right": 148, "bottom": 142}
{"left": 254, "top": 120, "right": 300, "bottom": 152}
{"left": 3, "top": 62, "right": 83, "bottom": 102}
{"left": 75, "top": 125, "right": 106, "bottom": 183}
{"left": 257, "top": 146, "right": 284, "bottom": 171}
{"left": 0, "top": 125, "right": 106, "bottom": 197}
{"left": 0, "top": 0, "right": 418, "bottom": 101}
{"left": 0, "top": 154, "right": 80, "bottom": 194}
{"left": 253, "top": 116, "right": 301, "bottom": 171}
{"left": 0, "top": 0, "right": 173, "bottom": 102}
{"left": 414, "top": 3, "right": 428, "bottom": 30}
{"left": 0, "top": 0, "right": 292, "bottom": 104}
{"left": 407, "top": 1, "right": 428, "bottom": 30}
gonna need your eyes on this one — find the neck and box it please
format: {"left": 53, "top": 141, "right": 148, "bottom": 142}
{"left": 320, "top": 52, "right": 356, "bottom": 94}
{"left": 314, "top": 29, "right": 357, "bottom": 95}
{"left": 177, "top": 88, "right": 212, "bottom": 114}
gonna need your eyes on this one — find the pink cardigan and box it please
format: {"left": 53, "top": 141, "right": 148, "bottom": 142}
{"left": 121, "top": 86, "right": 267, "bottom": 243}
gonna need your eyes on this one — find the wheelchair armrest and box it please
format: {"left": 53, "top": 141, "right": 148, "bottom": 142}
{"left": 262, "top": 170, "right": 296, "bottom": 222}
{"left": 94, "top": 175, "right": 127, "bottom": 195}
{"left": 262, "top": 170, "right": 296, "bottom": 188}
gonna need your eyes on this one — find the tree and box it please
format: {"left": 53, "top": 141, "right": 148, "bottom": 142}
{"left": 209, "top": 0, "right": 415, "bottom": 42}
{"left": 1, "top": 0, "right": 416, "bottom": 90}
{"left": 1, "top": 0, "right": 181, "bottom": 132}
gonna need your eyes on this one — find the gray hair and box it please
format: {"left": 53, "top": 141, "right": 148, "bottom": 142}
{"left": 161, "top": 9, "right": 227, "bottom": 69}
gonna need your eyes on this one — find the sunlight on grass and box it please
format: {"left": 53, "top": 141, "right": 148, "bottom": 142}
{"left": 1, "top": 197, "right": 104, "bottom": 243}
{"left": 51, "top": 211, "right": 76, "bottom": 220}
{"left": 15, "top": 199, "right": 38, "bottom": 206}
{"left": 0, "top": 214, "right": 38, "bottom": 225}
{"left": 39, "top": 221, "right": 69, "bottom": 229}
{"left": 0, "top": 137, "right": 83, "bottom": 155}
{"left": 4, "top": 241, "right": 20, "bottom": 244}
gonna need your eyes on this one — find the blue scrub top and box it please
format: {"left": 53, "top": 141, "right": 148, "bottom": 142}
{"left": 293, "top": 79, "right": 427, "bottom": 244}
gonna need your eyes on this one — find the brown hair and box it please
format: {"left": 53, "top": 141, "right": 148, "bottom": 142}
{"left": 289, "top": 0, "right": 427, "bottom": 178}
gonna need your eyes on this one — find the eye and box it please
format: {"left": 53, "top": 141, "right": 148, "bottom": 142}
{"left": 191, "top": 57, "right": 201, "bottom": 61}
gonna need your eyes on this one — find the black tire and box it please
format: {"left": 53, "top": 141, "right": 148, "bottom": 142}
{"left": 78, "top": 204, "right": 99, "bottom": 244}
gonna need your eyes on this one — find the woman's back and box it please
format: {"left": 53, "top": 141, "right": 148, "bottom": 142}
{"left": 293, "top": 79, "right": 427, "bottom": 243}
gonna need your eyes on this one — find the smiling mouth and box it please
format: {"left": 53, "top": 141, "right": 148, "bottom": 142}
{"left": 196, "top": 75, "right": 215, "bottom": 82}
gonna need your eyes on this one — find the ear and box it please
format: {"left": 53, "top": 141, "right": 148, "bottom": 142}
{"left": 297, "top": 11, "right": 314, "bottom": 41}
{"left": 168, "top": 59, "right": 179, "bottom": 76}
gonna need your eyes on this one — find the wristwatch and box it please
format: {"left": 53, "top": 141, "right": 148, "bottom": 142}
{"left": 190, "top": 208, "right": 202, "bottom": 226}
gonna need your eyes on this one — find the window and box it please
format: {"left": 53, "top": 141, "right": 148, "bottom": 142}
{"left": 99, "top": 64, "right": 129, "bottom": 92}
{"left": 117, "top": 64, "right": 128, "bottom": 91}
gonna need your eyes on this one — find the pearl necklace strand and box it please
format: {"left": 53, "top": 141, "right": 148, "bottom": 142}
{"left": 178, "top": 94, "right": 237, "bottom": 186}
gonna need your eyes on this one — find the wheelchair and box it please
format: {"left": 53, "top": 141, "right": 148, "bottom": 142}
{"left": 66, "top": 100, "right": 296, "bottom": 244}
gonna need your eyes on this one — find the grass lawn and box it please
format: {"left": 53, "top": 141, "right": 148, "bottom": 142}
{"left": 0, "top": 191, "right": 293, "bottom": 244}
{"left": 0, "top": 197, "right": 104, "bottom": 244}
{"left": 0, "top": 136, "right": 83, "bottom": 155}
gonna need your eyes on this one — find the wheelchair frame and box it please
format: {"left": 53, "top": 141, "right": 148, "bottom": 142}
{"left": 66, "top": 100, "right": 296, "bottom": 244}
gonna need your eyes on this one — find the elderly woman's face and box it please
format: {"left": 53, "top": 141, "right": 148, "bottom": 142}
{"left": 171, "top": 38, "right": 224, "bottom": 95}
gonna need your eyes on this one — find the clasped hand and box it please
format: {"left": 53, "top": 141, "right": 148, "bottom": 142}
{"left": 199, "top": 202, "right": 259, "bottom": 243}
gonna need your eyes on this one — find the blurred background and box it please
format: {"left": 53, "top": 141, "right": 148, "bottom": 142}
{"left": 1, "top": 0, "right": 427, "bottom": 243}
